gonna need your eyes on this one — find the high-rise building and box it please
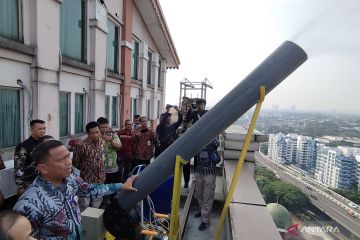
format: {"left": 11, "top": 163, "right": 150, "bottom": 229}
{"left": 318, "top": 147, "right": 357, "bottom": 190}
{"left": 356, "top": 155, "right": 360, "bottom": 192}
{"left": 315, "top": 146, "right": 330, "bottom": 183}
{"left": 268, "top": 133, "right": 287, "bottom": 164}
{"left": 323, "top": 148, "right": 340, "bottom": 188}
{"left": 296, "top": 136, "right": 315, "bottom": 170}
{"left": 285, "top": 133, "right": 298, "bottom": 164}
{"left": 268, "top": 133, "right": 317, "bottom": 168}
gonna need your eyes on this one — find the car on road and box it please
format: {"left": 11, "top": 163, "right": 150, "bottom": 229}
{"left": 324, "top": 189, "right": 332, "bottom": 195}
{"left": 305, "top": 185, "right": 313, "bottom": 190}
{"left": 348, "top": 202, "right": 358, "bottom": 209}
{"left": 347, "top": 209, "right": 356, "bottom": 218}
{"left": 310, "top": 194, "right": 318, "bottom": 200}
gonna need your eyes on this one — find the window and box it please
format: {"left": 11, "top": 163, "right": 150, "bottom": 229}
{"left": 131, "top": 97, "right": 138, "bottom": 118}
{"left": 147, "top": 51, "right": 152, "bottom": 85}
{"left": 59, "top": 93, "right": 69, "bottom": 137}
{"left": 147, "top": 99, "right": 151, "bottom": 119}
{"left": 112, "top": 96, "right": 118, "bottom": 127}
{"left": 105, "top": 95, "right": 110, "bottom": 120}
{"left": 107, "top": 20, "right": 119, "bottom": 73}
{"left": 158, "top": 60, "right": 161, "bottom": 87}
{"left": 157, "top": 100, "right": 160, "bottom": 118}
{"left": 60, "top": 0, "right": 85, "bottom": 61}
{"left": 0, "top": 89, "right": 20, "bottom": 148}
{"left": 75, "top": 94, "right": 84, "bottom": 134}
{"left": 0, "top": 0, "right": 20, "bottom": 41}
{"left": 130, "top": 98, "right": 132, "bottom": 118}
{"left": 131, "top": 40, "right": 139, "bottom": 79}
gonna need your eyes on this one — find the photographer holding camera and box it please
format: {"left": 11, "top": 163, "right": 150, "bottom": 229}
{"left": 131, "top": 117, "right": 156, "bottom": 170}
{"left": 157, "top": 105, "right": 183, "bottom": 155}
{"left": 97, "top": 117, "right": 122, "bottom": 183}
{"left": 185, "top": 99, "right": 208, "bottom": 170}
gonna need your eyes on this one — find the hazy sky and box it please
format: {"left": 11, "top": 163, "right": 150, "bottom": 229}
{"left": 159, "top": 0, "right": 360, "bottom": 114}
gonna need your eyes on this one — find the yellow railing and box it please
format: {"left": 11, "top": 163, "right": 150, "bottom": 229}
{"left": 214, "top": 86, "right": 266, "bottom": 240}
{"left": 169, "top": 155, "right": 189, "bottom": 240}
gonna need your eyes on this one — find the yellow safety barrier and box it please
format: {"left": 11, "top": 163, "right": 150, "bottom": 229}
{"left": 105, "top": 231, "right": 115, "bottom": 240}
{"left": 214, "top": 86, "right": 266, "bottom": 240}
{"left": 169, "top": 155, "right": 189, "bottom": 240}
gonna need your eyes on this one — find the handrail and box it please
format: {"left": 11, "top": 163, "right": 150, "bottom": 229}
{"left": 214, "top": 86, "right": 265, "bottom": 240}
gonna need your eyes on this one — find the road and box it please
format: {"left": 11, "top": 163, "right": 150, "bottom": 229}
{"left": 255, "top": 151, "right": 360, "bottom": 239}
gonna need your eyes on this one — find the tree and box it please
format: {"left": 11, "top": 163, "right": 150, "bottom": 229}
{"left": 255, "top": 166, "right": 310, "bottom": 210}
{"left": 255, "top": 166, "right": 277, "bottom": 181}
{"left": 334, "top": 188, "right": 360, "bottom": 204}
{"left": 256, "top": 175, "right": 270, "bottom": 191}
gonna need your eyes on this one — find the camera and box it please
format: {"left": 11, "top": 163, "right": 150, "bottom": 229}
{"left": 105, "top": 130, "right": 114, "bottom": 136}
{"left": 140, "top": 128, "right": 149, "bottom": 133}
{"left": 191, "top": 102, "right": 197, "bottom": 109}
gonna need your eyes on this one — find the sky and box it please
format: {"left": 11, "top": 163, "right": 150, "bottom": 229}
{"left": 159, "top": 0, "right": 360, "bottom": 114}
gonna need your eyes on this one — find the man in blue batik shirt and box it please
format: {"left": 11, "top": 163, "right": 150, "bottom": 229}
{"left": 13, "top": 140, "right": 137, "bottom": 239}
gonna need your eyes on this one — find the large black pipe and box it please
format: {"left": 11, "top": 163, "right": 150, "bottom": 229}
{"left": 117, "top": 40, "right": 307, "bottom": 209}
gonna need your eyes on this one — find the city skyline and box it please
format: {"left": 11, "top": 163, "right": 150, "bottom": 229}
{"left": 160, "top": 0, "right": 360, "bottom": 114}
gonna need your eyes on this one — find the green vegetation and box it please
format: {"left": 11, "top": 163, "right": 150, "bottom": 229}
{"left": 255, "top": 166, "right": 310, "bottom": 211}
{"left": 333, "top": 188, "right": 360, "bottom": 204}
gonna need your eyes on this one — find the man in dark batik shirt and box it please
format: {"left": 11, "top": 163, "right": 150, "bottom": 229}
{"left": 73, "top": 121, "right": 107, "bottom": 211}
{"left": 14, "top": 140, "right": 137, "bottom": 240}
{"left": 14, "top": 119, "right": 46, "bottom": 195}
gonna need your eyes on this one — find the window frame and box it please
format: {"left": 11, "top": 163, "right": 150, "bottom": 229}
{"left": 0, "top": 87, "right": 22, "bottom": 149}
{"left": 158, "top": 59, "right": 161, "bottom": 87}
{"left": 131, "top": 40, "right": 139, "bottom": 79}
{"left": 74, "top": 93, "right": 85, "bottom": 134}
{"left": 147, "top": 99, "right": 151, "bottom": 119}
{"left": 59, "top": 0, "right": 86, "bottom": 62}
{"left": 157, "top": 100, "right": 160, "bottom": 118}
{"left": 131, "top": 97, "right": 138, "bottom": 119}
{"left": 105, "top": 95, "right": 110, "bottom": 120}
{"left": 107, "top": 20, "right": 119, "bottom": 73}
{"left": 147, "top": 51, "right": 152, "bottom": 85}
{"left": 0, "top": 0, "right": 23, "bottom": 41}
{"left": 111, "top": 96, "right": 119, "bottom": 127}
{"left": 59, "top": 92, "right": 71, "bottom": 137}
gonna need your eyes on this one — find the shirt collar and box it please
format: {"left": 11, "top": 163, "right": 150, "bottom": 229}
{"left": 35, "top": 175, "right": 69, "bottom": 192}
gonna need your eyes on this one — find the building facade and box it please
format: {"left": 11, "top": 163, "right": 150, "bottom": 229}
{"left": 296, "top": 135, "right": 315, "bottom": 170}
{"left": 356, "top": 155, "right": 360, "bottom": 192}
{"left": 0, "top": 0, "right": 180, "bottom": 160}
{"left": 285, "top": 133, "right": 297, "bottom": 164}
{"left": 268, "top": 133, "right": 287, "bottom": 164}
{"left": 317, "top": 147, "right": 358, "bottom": 190}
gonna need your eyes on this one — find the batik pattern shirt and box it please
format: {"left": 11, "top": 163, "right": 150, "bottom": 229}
{"left": 103, "top": 133, "right": 121, "bottom": 173}
{"left": 72, "top": 138, "right": 106, "bottom": 184}
{"left": 132, "top": 128, "right": 156, "bottom": 161}
{"left": 14, "top": 136, "right": 41, "bottom": 190}
{"left": 13, "top": 175, "right": 122, "bottom": 239}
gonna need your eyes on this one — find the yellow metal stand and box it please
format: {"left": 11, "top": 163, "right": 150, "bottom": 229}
{"left": 169, "top": 155, "right": 189, "bottom": 240}
{"left": 214, "top": 86, "right": 266, "bottom": 240}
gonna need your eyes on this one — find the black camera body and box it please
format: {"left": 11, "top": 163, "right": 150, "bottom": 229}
{"left": 105, "top": 130, "right": 115, "bottom": 136}
{"left": 140, "top": 128, "right": 149, "bottom": 133}
{"left": 191, "top": 101, "right": 197, "bottom": 109}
